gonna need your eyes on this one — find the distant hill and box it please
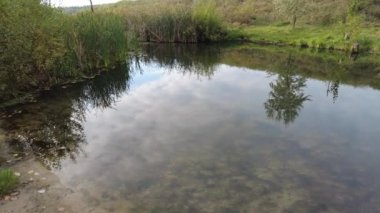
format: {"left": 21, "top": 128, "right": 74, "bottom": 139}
{"left": 62, "top": 0, "right": 380, "bottom": 23}
{"left": 62, "top": 6, "right": 90, "bottom": 14}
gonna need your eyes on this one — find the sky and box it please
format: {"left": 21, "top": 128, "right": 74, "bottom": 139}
{"left": 50, "top": 0, "right": 121, "bottom": 7}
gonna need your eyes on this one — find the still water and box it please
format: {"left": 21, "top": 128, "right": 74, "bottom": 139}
{"left": 2, "top": 44, "right": 380, "bottom": 212}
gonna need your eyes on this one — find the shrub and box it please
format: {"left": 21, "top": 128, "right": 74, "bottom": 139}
{"left": 0, "top": 0, "right": 67, "bottom": 100}
{"left": 0, "top": 1, "right": 130, "bottom": 102}
{"left": 192, "top": 0, "right": 227, "bottom": 42}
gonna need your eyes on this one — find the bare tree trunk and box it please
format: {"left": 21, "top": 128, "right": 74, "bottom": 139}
{"left": 89, "top": 0, "right": 94, "bottom": 12}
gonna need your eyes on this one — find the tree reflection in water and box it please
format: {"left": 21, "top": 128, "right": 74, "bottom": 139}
{"left": 2, "top": 63, "right": 131, "bottom": 169}
{"left": 3, "top": 45, "right": 372, "bottom": 168}
{"left": 264, "top": 55, "right": 310, "bottom": 125}
{"left": 136, "top": 44, "right": 220, "bottom": 79}
{"left": 326, "top": 80, "right": 340, "bottom": 103}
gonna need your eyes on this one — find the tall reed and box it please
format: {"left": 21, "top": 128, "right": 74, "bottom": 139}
{"left": 124, "top": 1, "right": 227, "bottom": 43}
{"left": 65, "top": 12, "right": 129, "bottom": 73}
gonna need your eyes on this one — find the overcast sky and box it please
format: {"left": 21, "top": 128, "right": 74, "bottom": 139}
{"left": 50, "top": 0, "right": 121, "bottom": 7}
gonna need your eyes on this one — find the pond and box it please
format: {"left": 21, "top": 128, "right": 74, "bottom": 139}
{"left": 1, "top": 44, "right": 380, "bottom": 212}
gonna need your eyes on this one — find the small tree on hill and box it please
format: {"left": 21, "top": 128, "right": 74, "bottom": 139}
{"left": 274, "top": 0, "right": 307, "bottom": 29}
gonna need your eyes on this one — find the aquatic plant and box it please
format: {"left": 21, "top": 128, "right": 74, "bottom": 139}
{"left": 0, "top": 169, "right": 19, "bottom": 196}
{"left": 65, "top": 12, "right": 129, "bottom": 72}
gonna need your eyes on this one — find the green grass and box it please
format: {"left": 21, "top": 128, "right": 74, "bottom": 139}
{"left": 0, "top": 169, "right": 19, "bottom": 196}
{"left": 242, "top": 24, "right": 380, "bottom": 53}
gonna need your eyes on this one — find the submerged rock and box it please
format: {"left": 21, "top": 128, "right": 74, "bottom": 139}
{"left": 37, "top": 188, "right": 46, "bottom": 194}
{"left": 10, "top": 191, "right": 20, "bottom": 196}
{"left": 57, "top": 207, "right": 65, "bottom": 212}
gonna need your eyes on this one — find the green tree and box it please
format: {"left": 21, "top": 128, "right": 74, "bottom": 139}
{"left": 273, "top": 0, "right": 307, "bottom": 28}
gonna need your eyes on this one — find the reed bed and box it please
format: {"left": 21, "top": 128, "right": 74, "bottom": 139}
{"left": 120, "top": 1, "right": 228, "bottom": 43}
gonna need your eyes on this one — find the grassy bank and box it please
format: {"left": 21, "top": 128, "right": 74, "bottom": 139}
{"left": 0, "top": 0, "right": 130, "bottom": 104}
{"left": 242, "top": 25, "right": 380, "bottom": 53}
{"left": 108, "top": 0, "right": 380, "bottom": 52}
{"left": 1, "top": 0, "right": 380, "bottom": 105}
{"left": 113, "top": 0, "right": 231, "bottom": 43}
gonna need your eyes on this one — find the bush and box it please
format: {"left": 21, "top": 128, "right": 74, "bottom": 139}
{"left": 192, "top": 0, "right": 227, "bottom": 42}
{"left": 0, "top": 0, "right": 67, "bottom": 100}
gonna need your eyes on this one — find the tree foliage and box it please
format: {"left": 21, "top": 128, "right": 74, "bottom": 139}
{"left": 273, "top": 0, "right": 308, "bottom": 28}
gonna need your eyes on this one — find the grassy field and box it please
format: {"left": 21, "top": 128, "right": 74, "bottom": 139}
{"left": 241, "top": 25, "right": 380, "bottom": 53}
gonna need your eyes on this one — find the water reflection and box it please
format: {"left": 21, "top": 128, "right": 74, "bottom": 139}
{"left": 264, "top": 55, "right": 310, "bottom": 125}
{"left": 2, "top": 64, "right": 130, "bottom": 169}
{"left": 326, "top": 80, "right": 340, "bottom": 103}
{"left": 1, "top": 44, "right": 380, "bottom": 212}
{"left": 137, "top": 44, "right": 220, "bottom": 78}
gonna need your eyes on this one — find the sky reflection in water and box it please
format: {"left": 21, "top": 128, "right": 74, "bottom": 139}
{"left": 3, "top": 45, "right": 380, "bottom": 212}
{"left": 59, "top": 64, "right": 380, "bottom": 212}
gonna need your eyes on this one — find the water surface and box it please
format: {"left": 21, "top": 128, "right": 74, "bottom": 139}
{"left": 2, "top": 44, "right": 380, "bottom": 212}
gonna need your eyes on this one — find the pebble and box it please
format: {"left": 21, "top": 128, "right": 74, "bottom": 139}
{"left": 14, "top": 157, "right": 23, "bottom": 161}
{"left": 37, "top": 189, "right": 46, "bottom": 194}
{"left": 28, "top": 170, "right": 34, "bottom": 174}
{"left": 29, "top": 177, "right": 34, "bottom": 182}
{"left": 57, "top": 207, "right": 65, "bottom": 212}
{"left": 3, "top": 196, "right": 11, "bottom": 201}
{"left": 10, "top": 197, "right": 18, "bottom": 201}
{"left": 10, "top": 191, "right": 20, "bottom": 196}
{"left": 34, "top": 172, "right": 40, "bottom": 176}
{"left": 41, "top": 177, "right": 47, "bottom": 181}
{"left": 14, "top": 172, "right": 21, "bottom": 177}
